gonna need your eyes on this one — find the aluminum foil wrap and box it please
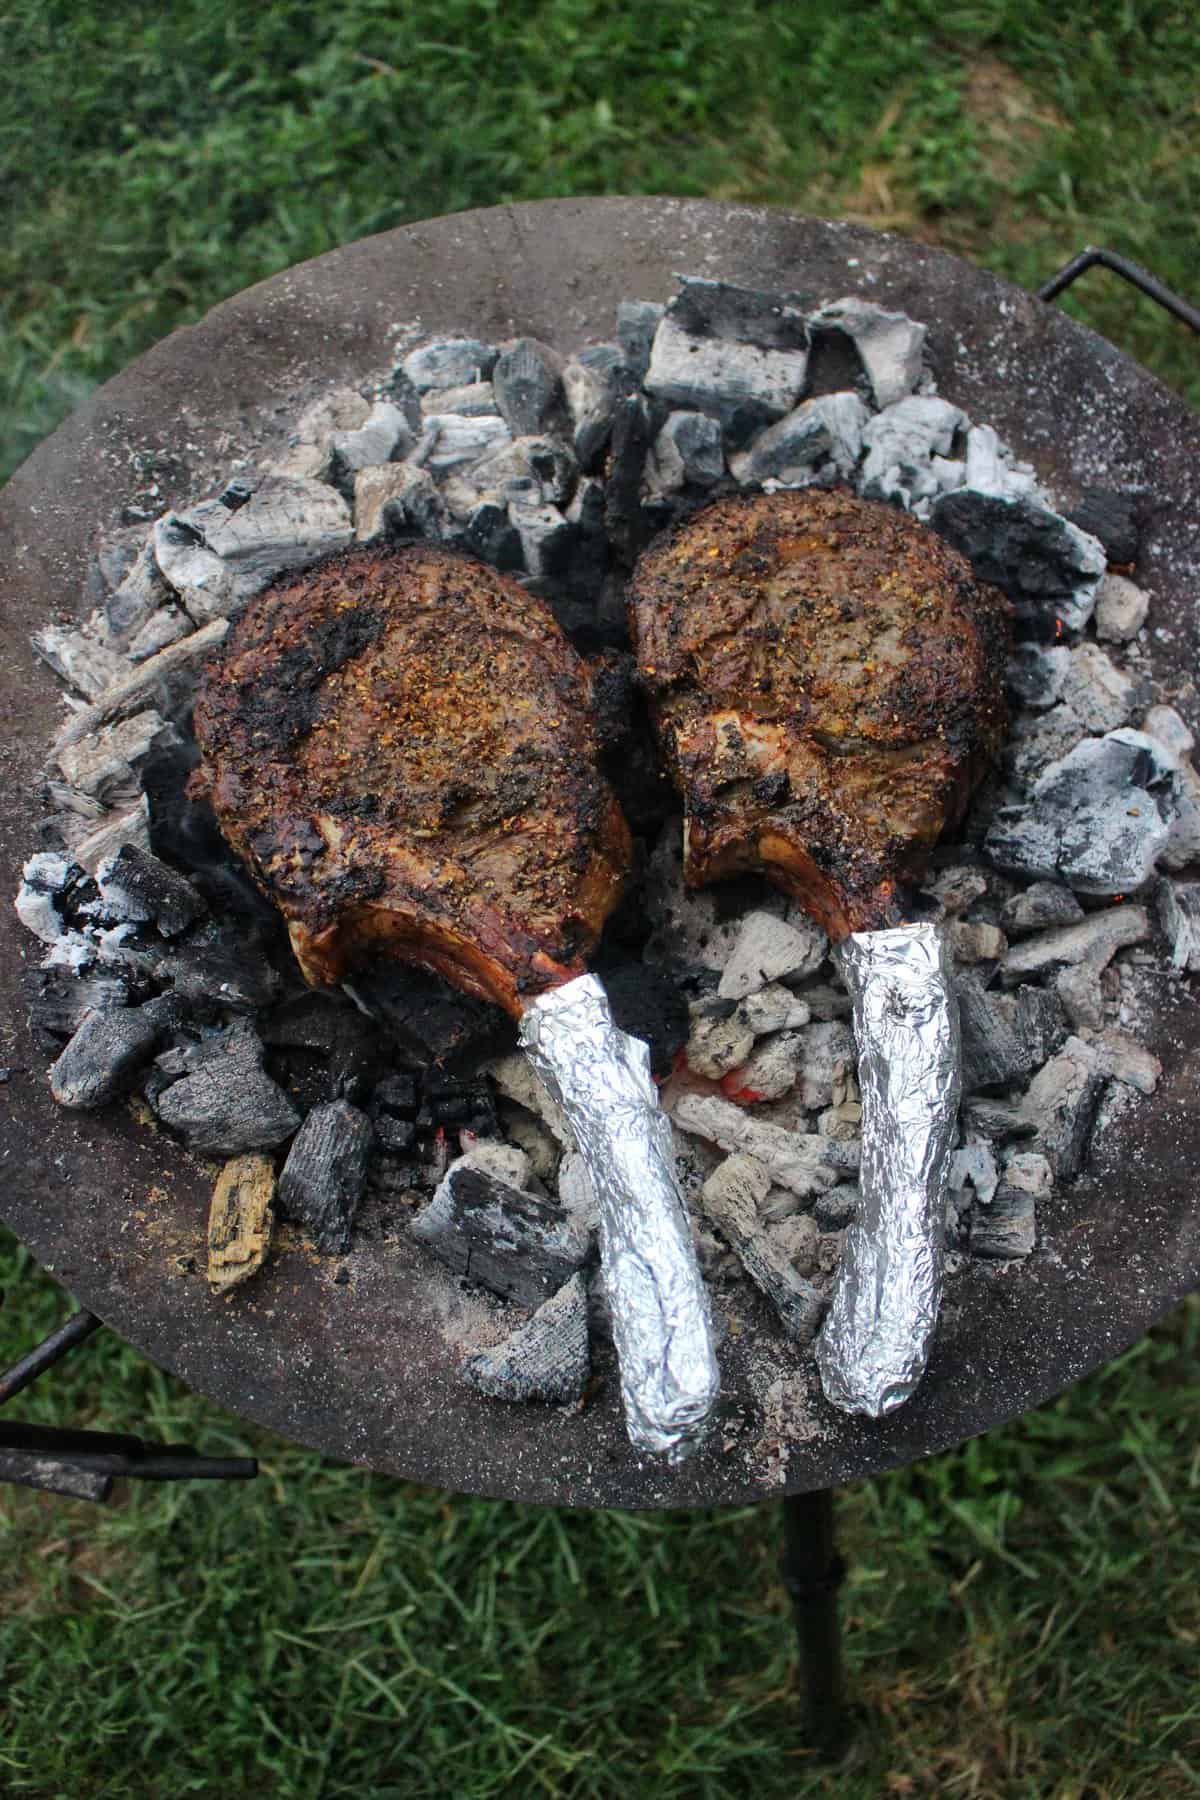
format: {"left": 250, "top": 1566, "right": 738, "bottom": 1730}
{"left": 520, "top": 974, "right": 720, "bottom": 1461}
{"left": 815, "top": 922, "right": 961, "bottom": 1417}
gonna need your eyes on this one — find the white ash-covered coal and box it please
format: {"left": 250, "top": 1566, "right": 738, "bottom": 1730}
{"left": 14, "top": 274, "right": 1197, "bottom": 1437}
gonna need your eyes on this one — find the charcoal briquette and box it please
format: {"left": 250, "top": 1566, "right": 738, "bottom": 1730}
{"left": 277, "top": 1099, "right": 374, "bottom": 1253}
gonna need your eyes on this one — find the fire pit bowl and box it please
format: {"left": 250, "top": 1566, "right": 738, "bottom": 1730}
{"left": 2, "top": 197, "right": 1199, "bottom": 1509}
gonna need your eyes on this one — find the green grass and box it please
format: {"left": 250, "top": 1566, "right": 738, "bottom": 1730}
{"left": 3, "top": 2, "right": 1200, "bottom": 1792}
{"left": 2, "top": 1231, "right": 1198, "bottom": 1798}
{"left": 2, "top": 0, "right": 1198, "bottom": 481}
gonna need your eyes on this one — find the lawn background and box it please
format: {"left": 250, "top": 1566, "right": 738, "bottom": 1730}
{"left": 2, "top": 2, "right": 1199, "bottom": 1794}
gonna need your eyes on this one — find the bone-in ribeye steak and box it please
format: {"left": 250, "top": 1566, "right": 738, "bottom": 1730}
{"left": 191, "top": 544, "right": 631, "bottom": 1015}
{"left": 628, "top": 488, "right": 1010, "bottom": 938}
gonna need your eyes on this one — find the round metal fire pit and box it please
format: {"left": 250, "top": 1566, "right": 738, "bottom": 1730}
{"left": 2, "top": 198, "right": 1198, "bottom": 1509}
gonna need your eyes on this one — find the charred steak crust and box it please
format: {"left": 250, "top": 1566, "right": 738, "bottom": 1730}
{"left": 191, "top": 544, "right": 631, "bottom": 1014}
{"left": 628, "top": 488, "right": 1010, "bottom": 938}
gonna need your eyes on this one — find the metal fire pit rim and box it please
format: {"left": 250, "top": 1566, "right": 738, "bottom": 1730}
{"left": 1, "top": 196, "right": 1198, "bottom": 1511}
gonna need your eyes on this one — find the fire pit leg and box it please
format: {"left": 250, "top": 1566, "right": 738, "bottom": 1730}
{"left": 780, "top": 1488, "right": 850, "bottom": 1755}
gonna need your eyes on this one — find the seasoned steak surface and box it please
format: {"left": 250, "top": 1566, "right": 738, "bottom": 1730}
{"left": 192, "top": 544, "right": 631, "bottom": 1014}
{"left": 629, "top": 488, "right": 1009, "bottom": 938}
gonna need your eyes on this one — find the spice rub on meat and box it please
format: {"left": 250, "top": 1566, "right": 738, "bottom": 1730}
{"left": 628, "top": 488, "right": 1009, "bottom": 939}
{"left": 191, "top": 544, "right": 632, "bottom": 1015}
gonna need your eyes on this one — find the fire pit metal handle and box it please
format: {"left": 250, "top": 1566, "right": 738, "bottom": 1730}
{"left": 1037, "top": 246, "right": 1200, "bottom": 336}
{"left": 0, "top": 1303, "right": 258, "bottom": 1501}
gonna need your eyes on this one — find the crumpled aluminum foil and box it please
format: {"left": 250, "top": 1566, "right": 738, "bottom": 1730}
{"left": 815, "top": 922, "right": 961, "bottom": 1417}
{"left": 520, "top": 974, "right": 720, "bottom": 1461}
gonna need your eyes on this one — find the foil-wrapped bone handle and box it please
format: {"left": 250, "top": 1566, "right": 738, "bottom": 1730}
{"left": 520, "top": 974, "right": 720, "bottom": 1461}
{"left": 815, "top": 923, "right": 961, "bottom": 1417}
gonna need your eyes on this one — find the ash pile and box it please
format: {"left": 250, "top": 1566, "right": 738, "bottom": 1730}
{"left": 14, "top": 274, "right": 1200, "bottom": 1421}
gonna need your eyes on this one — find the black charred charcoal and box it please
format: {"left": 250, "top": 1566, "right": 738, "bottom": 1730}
{"left": 594, "top": 958, "right": 689, "bottom": 1078}
{"left": 615, "top": 300, "right": 664, "bottom": 380}
{"left": 464, "top": 501, "right": 523, "bottom": 571}
{"left": 492, "top": 338, "right": 563, "bottom": 436}
{"left": 956, "top": 976, "right": 1033, "bottom": 1093}
{"left": 589, "top": 651, "right": 635, "bottom": 752}
{"left": 49, "top": 996, "right": 174, "bottom": 1110}
{"left": 372, "top": 1072, "right": 419, "bottom": 1116}
{"left": 1066, "top": 487, "right": 1141, "bottom": 567}
{"left": 261, "top": 991, "right": 383, "bottom": 1104}
{"left": 373, "top": 1113, "right": 417, "bottom": 1153}
{"left": 461, "top": 1273, "right": 590, "bottom": 1403}
{"left": 95, "top": 843, "right": 207, "bottom": 938}
{"left": 153, "top": 1023, "right": 300, "bottom": 1154}
{"left": 24, "top": 968, "right": 134, "bottom": 1039}
{"left": 970, "top": 1184, "right": 1037, "bottom": 1260}
{"left": 961, "top": 1098, "right": 1038, "bottom": 1143}
{"left": 143, "top": 738, "right": 280, "bottom": 927}
{"left": 669, "top": 276, "right": 810, "bottom": 354}
{"left": 411, "top": 1163, "right": 592, "bottom": 1306}
{"left": 267, "top": 1045, "right": 338, "bottom": 1117}
{"left": 1013, "top": 985, "right": 1069, "bottom": 1068}
{"left": 603, "top": 394, "right": 653, "bottom": 567}
{"left": 262, "top": 990, "right": 374, "bottom": 1056}
{"left": 158, "top": 919, "right": 283, "bottom": 1014}
{"left": 353, "top": 959, "right": 509, "bottom": 1068}
{"left": 277, "top": 1099, "right": 373, "bottom": 1253}
{"left": 417, "top": 1073, "right": 499, "bottom": 1137}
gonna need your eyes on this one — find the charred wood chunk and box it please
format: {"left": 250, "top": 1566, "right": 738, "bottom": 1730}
{"left": 698, "top": 1154, "right": 825, "bottom": 1343}
{"left": 1157, "top": 877, "right": 1200, "bottom": 973}
{"left": 603, "top": 394, "right": 653, "bottom": 566}
{"left": 260, "top": 991, "right": 381, "bottom": 1099}
{"left": 1019, "top": 1039, "right": 1106, "bottom": 1181}
{"left": 931, "top": 489, "right": 1106, "bottom": 635}
{"left": 24, "top": 967, "right": 133, "bottom": 1039}
{"left": 417, "top": 1073, "right": 499, "bottom": 1138}
{"left": 1000, "top": 880, "right": 1084, "bottom": 935}
{"left": 718, "top": 909, "right": 827, "bottom": 1000}
{"left": 95, "top": 843, "right": 206, "bottom": 937}
{"left": 371, "top": 1071, "right": 419, "bottom": 1117}
{"left": 1013, "top": 984, "right": 1069, "bottom": 1068}
{"left": 402, "top": 337, "right": 498, "bottom": 392}
{"left": 208, "top": 1154, "right": 275, "bottom": 1294}
{"left": 615, "top": 300, "right": 664, "bottom": 380}
{"left": 412, "top": 1162, "right": 592, "bottom": 1306}
{"left": 353, "top": 958, "right": 506, "bottom": 1067}
{"left": 372, "top": 1113, "right": 417, "bottom": 1154}
{"left": 961, "top": 1098, "right": 1038, "bottom": 1143}
{"left": 957, "top": 975, "right": 1033, "bottom": 1093}
{"left": 31, "top": 622, "right": 130, "bottom": 701}
{"left": 970, "top": 1153, "right": 1049, "bottom": 1260}
{"left": 48, "top": 999, "right": 169, "bottom": 1110}
{"left": 1066, "top": 486, "right": 1141, "bottom": 567}
{"left": 563, "top": 344, "right": 633, "bottom": 472}
{"left": 461, "top": 1272, "right": 591, "bottom": 1404}
{"left": 158, "top": 921, "right": 283, "bottom": 1013}
{"left": 105, "top": 539, "right": 173, "bottom": 645}
{"left": 464, "top": 500, "right": 523, "bottom": 571}
{"left": 277, "top": 1100, "right": 373, "bottom": 1253}
{"left": 646, "top": 409, "right": 726, "bottom": 495}
{"left": 1001, "top": 906, "right": 1150, "bottom": 992}
{"left": 492, "top": 338, "right": 563, "bottom": 437}
{"left": 15, "top": 851, "right": 82, "bottom": 946}
{"left": 153, "top": 1024, "right": 300, "bottom": 1154}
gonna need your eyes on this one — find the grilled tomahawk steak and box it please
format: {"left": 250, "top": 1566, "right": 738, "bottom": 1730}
{"left": 628, "top": 488, "right": 1009, "bottom": 938}
{"left": 191, "top": 544, "right": 631, "bottom": 1015}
